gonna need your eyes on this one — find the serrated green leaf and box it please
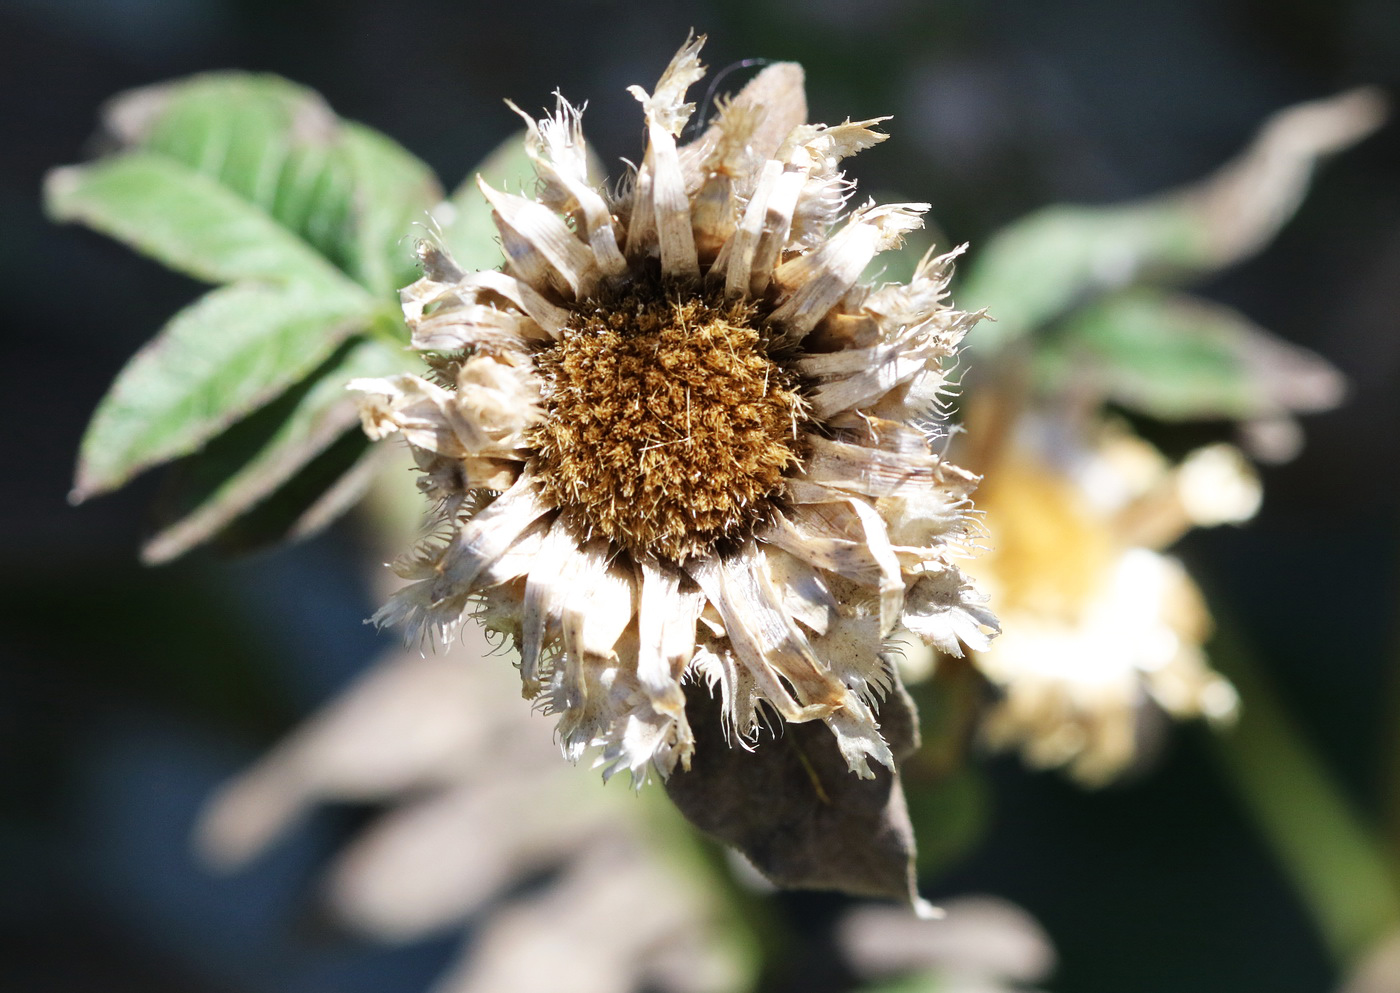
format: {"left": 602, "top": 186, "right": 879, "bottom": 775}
{"left": 141, "top": 338, "right": 409, "bottom": 563}
{"left": 51, "top": 71, "right": 444, "bottom": 535}
{"left": 46, "top": 152, "right": 367, "bottom": 291}
{"left": 101, "top": 72, "right": 441, "bottom": 285}
{"left": 434, "top": 130, "right": 537, "bottom": 271}
{"left": 1038, "top": 289, "right": 1345, "bottom": 421}
{"left": 73, "top": 283, "right": 377, "bottom": 500}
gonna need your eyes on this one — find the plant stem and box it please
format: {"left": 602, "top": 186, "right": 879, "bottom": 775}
{"left": 1211, "top": 620, "right": 1400, "bottom": 969}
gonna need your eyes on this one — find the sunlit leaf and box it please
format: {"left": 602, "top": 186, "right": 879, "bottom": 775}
{"left": 50, "top": 71, "right": 442, "bottom": 540}
{"left": 341, "top": 123, "right": 443, "bottom": 295}
{"left": 72, "top": 283, "right": 376, "bottom": 500}
{"left": 46, "top": 152, "right": 366, "bottom": 291}
{"left": 99, "top": 72, "right": 441, "bottom": 289}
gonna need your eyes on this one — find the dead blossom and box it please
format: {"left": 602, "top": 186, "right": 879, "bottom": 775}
{"left": 351, "top": 35, "right": 997, "bottom": 783}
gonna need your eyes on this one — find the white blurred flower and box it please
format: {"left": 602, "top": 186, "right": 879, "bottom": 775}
{"left": 196, "top": 621, "right": 745, "bottom": 993}
{"left": 961, "top": 417, "right": 1255, "bottom": 784}
{"left": 839, "top": 895, "right": 1055, "bottom": 993}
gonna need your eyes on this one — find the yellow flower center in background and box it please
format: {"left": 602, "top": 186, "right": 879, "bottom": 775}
{"left": 971, "top": 458, "right": 1117, "bottom": 620}
{"left": 529, "top": 286, "right": 807, "bottom": 562}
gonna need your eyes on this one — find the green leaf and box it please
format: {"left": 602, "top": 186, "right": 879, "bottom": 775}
{"left": 435, "top": 130, "right": 537, "bottom": 272}
{"left": 341, "top": 123, "right": 443, "bottom": 296}
{"left": 51, "top": 71, "right": 444, "bottom": 532}
{"left": 1037, "top": 289, "right": 1345, "bottom": 421}
{"left": 141, "top": 338, "right": 409, "bottom": 563}
{"left": 72, "top": 283, "right": 377, "bottom": 500}
{"left": 961, "top": 87, "right": 1385, "bottom": 352}
{"left": 959, "top": 201, "right": 1204, "bottom": 352}
{"left": 46, "top": 152, "right": 367, "bottom": 291}
{"left": 99, "top": 73, "right": 441, "bottom": 289}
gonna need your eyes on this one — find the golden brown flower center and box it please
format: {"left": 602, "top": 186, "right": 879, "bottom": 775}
{"left": 528, "top": 287, "right": 807, "bottom": 562}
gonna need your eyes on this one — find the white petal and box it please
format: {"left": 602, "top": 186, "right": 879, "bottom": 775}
{"left": 802, "top": 433, "right": 973, "bottom": 501}
{"left": 687, "top": 547, "right": 845, "bottom": 723}
{"left": 479, "top": 177, "right": 597, "bottom": 297}
{"left": 411, "top": 303, "right": 547, "bottom": 352}
{"left": 719, "top": 158, "right": 783, "bottom": 298}
{"left": 519, "top": 516, "right": 578, "bottom": 693}
{"left": 770, "top": 202, "right": 929, "bottom": 335}
{"left": 627, "top": 33, "right": 707, "bottom": 138}
{"left": 623, "top": 34, "right": 706, "bottom": 271}
{"left": 643, "top": 118, "right": 701, "bottom": 279}
{"left": 679, "top": 60, "right": 807, "bottom": 191}
{"left": 508, "top": 97, "right": 628, "bottom": 279}
{"left": 349, "top": 374, "right": 482, "bottom": 456}
{"left": 901, "top": 568, "right": 998, "bottom": 657}
{"left": 636, "top": 557, "right": 700, "bottom": 715}
{"left": 822, "top": 692, "right": 894, "bottom": 779}
{"left": 434, "top": 474, "right": 553, "bottom": 595}
{"left": 766, "top": 502, "right": 902, "bottom": 634}
{"left": 559, "top": 539, "right": 638, "bottom": 663}
{"left": 453, "top": 270, "right": 572, "bottom": 337}
{"left": 745, "top": 169, "right": 807, "bottom": 295}
{"left": 761, "top": 546, "right": 836, "bottom": 635}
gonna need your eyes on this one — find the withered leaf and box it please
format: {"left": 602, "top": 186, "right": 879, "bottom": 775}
{"left": 665, "top": 678, "right": 923, "bottom": 907}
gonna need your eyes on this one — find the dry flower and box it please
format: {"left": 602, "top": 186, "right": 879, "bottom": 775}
{"left": 351, "top": 34, "right": 994, "bottom": 797}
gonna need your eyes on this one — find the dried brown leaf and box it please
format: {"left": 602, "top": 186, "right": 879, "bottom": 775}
{"left": 664, "top": 676, "right": 925, "bottom": 907}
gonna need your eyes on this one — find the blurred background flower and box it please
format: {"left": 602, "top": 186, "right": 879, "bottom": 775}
{"left": 5, "top": 2, "right": 1400, "bottom": 992}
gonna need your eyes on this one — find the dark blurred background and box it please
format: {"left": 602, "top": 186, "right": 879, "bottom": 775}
{"left": 3, "top": 1, "right": 1398, "bottom": 990}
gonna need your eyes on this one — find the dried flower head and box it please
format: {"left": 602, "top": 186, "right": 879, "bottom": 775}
{"left": 352, "top": 35, "right": 994, "bottom": 784}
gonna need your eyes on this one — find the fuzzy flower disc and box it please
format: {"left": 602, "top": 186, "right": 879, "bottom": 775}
{"left": 531, "top": 285, "right": 805, "bottom": 561}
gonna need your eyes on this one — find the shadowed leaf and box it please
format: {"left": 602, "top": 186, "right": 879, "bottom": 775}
{"left": 166, "top": 427, "right": 372, "bottom": 558}
{"left": 141, "top": 338, "right": 408, "bottom": 563}
{"left": 1038, "top": 289, "right": 1346, "bottom": 421}
{"left": 961, "top": 87, "right": 1385, "bottom": 351}
{"left": 284, "top": 443, "right": 397, "bottom": 544}
{"left": 341, "top": 123, "right": 443, "bottom": 295}
{"left": 665, "top": 681, "right": 924, "bottom": 907}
